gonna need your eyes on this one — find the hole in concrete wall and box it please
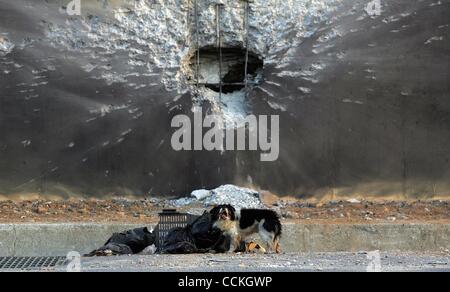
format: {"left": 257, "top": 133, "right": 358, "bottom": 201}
{"left": 189, "top": 47, "right": 263, "bottom": 94}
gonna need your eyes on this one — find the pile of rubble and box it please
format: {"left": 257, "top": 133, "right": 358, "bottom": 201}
{"left": 171, "top": 185, "right": 265, "bottom": 210}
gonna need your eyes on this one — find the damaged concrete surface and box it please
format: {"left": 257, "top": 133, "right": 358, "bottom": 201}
{"left": 0, "top": 0, "right": 450, "bottom": 198}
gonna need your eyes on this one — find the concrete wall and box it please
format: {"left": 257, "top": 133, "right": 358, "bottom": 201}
{"left": 1, "top": 223, "right": 449, "bottom": 256}
{"left": 0, "top": 0, "right": 449, "bottom": 199}
{"left": 0, "top": 223, "right": 141, "bottom": 256}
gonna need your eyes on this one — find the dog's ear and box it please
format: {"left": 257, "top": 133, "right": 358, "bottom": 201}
{"left": 209, "top": 205, "right": 219, "bottom": 216}
{"left": 227, "top": 205, "right": 237, "bottom": 220}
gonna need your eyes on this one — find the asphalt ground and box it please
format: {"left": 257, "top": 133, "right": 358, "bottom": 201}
{"left": 56, "top": 252, "right": 450, "bottom": 272}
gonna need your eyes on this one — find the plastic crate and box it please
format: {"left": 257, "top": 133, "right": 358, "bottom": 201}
{"left": 156, "top": 209, "right": 199, "bottom": 248}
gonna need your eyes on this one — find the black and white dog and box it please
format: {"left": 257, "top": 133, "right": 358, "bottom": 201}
{"left": 210, "top": 205, "right": 282, "bottom": 253}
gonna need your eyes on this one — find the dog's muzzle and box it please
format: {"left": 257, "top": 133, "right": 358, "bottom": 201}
{"left": 219, "top": 210, "right": 230, "bottom": 220}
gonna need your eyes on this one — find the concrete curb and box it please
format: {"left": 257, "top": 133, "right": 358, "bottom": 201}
{"left": 0, "top": 224, "right": 141, "bottom": 257}
{"left": 0, "top": 223, "right": 449, "bottom": 256}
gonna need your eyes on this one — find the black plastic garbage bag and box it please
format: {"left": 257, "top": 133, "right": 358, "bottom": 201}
{"left": 86, "top": 243, "right": 133, "bottom": 257}
{"left": 159, "top": 227, "right": 198, "bottom": 254}
{"left": 86, "top": 227, "right": 156, "bottom": 256}
{"left": 160, "top": 211, "right": 229, "bottom": 254}
{"left": 191, "top": 212, "right": 223, "bottom": 249}
{"left": 87, "top": 211, "right": 231, "bottom": 256}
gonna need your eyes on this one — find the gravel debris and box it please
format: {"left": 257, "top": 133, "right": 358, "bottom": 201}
{"left": 0, "top": 188, "right": 448, "bottom": 223}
